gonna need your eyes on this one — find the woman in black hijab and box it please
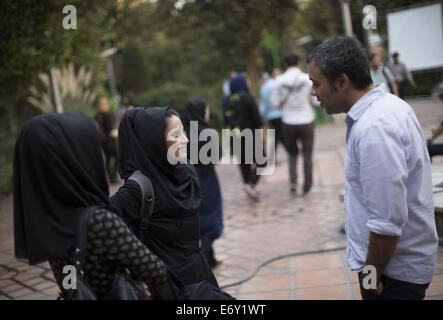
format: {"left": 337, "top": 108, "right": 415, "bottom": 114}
{"left": 111, "top": 107, "right": 233, "bottom": 299}
{"left": 13, "top": 112, "right": 167, "bottom": 299}
{"left": 225, "top": 73, "right": 265, "bottom": 201}
{"left": 181, "top": 98, "right": 224, "bottom": 269}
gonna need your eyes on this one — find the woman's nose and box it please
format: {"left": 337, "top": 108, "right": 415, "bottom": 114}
{"left": 181, "top": 133, "right": 189, "bottom": 144}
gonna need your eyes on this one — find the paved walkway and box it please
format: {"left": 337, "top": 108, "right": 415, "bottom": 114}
{"left": 1, "top": 98, "right": 443, "bottom": 300}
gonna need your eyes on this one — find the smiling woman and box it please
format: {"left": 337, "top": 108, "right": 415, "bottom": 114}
{"left": 165, "top": 109, "right": 189, "bottom": 164}
{"left": 111, "top": 106, "right": 234, "bottom": 300}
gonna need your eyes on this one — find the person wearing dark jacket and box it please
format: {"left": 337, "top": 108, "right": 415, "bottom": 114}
{"left": 225, "top": 73, "right": 265, "bottom": 201}
{"left": 182, "top": 97, "right": 224, "bottom": 269}
{"left": 110, "top": 107, "right": 233, "bottom": 300}
{"left": 13, "top": 112, "right": 167, "bottom": 299}
{"left": 95, "top": 97, "right": 118, "bottom": 183}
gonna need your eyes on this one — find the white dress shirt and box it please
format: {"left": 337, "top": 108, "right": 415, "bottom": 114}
{"left": 270, "top": 67, "right": 315, "bottom": 125}
{"left": 344, "top": 84, "right": 439, "bottom": 284}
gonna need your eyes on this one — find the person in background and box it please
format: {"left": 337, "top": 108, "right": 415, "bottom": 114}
{"left": 13, "top": 112, "right": 167, "bottom": 299}
{"left": 95, "top": 97, "right": 118, "bottom": 183}
{"left": 221, "top": 71, "right": 237, "bottom": 112}
{"left": 427, "top": 82, "right": 443, "bottom": 160}
{"left": 225, "top": 73, "right": 265, "bottom": 202}
{"left": 259, "top": 68, "right": 285, "bottom": 163}
{"left": 308, "top": 36, "right": 438, "bottom": 300}
{"left": 369, "top": 53, "right": 399, "bottom": 96}
{"left": 271, "top": 54, "right": 315, "bottom": 196}
{"left": 115, "top": 91, "right": 135, "bottom": 130}
{"left": 389, "top": 52, "right": 416, "bottom": 100}
{"left": 182, "top": 97, "right": 224, "bottom": 269}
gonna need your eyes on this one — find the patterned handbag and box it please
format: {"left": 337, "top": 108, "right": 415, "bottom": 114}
{"left": 66, "top": 207, "right": 139, "bottom": 300}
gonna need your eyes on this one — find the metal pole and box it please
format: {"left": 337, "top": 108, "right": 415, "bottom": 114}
{"left": 340, "top": 0, "right": 354, "bottom": 37}
{"left": 50, "top": 67, "right": 64, "bottom": 113}
{"left": 106, "top": 58, "right": 118, "bottom": 99}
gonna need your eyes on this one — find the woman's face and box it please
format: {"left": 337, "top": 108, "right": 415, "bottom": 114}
{"left": 165, "top": 115, "right": 189, "bottom": 163}
{"left": 98, "top": 98, "right": 110, "bottom": 113}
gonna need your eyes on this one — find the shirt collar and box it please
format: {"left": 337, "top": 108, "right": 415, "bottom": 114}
{"left": 346, "top": 84, "right": 387, "bottom": 122}
{"left": 345, "top": 84, "right": 386, "bottom": 142}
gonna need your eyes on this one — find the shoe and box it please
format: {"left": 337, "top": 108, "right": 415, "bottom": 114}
{"left": 290, "top": 184, "right": 297, "bottom": 195}
{"left": 244, "top": 184, "right": 260, "bottom": 202}
{"left": 303, "top": 185, "right": 311, "bottom": 196}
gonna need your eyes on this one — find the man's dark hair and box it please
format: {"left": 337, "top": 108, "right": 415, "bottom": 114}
{"left": 284, "top": 54, "right": 299, "bottom": 67}
{"left": 392, "top": 52, "right": 399, "bottom": 59}
{"left": 368, "top": 53, "right": 376, "bottom": 62}
{"left": 307, "top": 36, "right": 373, "bottom": 90}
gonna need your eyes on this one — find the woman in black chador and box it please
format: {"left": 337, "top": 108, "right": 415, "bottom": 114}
{"left": 13, "top": 112, "right": 167, "bottom": 299}
{"left": 110, "top": 107, "right": 233, "bottom": 299}
{"left": 181, "top": 98, "right": 224, "bottom": 269}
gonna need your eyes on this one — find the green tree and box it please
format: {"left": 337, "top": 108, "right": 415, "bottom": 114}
{"left": 164, "top": 0, "right": 299, "bottom": 95}
{"left": 0, "top": 0, "right": 117, "bottom": 133}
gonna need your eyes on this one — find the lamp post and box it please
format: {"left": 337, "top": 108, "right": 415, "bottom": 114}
{"left": 101, "top": 47, "right": 119, "bottom": 102}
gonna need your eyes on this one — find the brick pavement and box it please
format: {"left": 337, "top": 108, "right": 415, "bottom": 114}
{"left": 1, "top": 98, "right": 443, "bottom": 300}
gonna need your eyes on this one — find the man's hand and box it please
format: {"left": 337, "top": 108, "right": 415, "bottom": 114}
{"left": 364, "top": 232, "right": 398, "bottom": 296}
{"left": 366, "top": 275, "right": 384, "bottom": 295}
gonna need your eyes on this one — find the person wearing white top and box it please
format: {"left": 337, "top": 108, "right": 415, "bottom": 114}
{"left": 271, "top": 54, "right": 315, "bottom": 195}
{"left": 308, "top": 36, "right": 438, "bottom": 300}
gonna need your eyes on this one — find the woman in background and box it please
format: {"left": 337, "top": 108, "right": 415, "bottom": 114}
{"left": 182, "top": 97, "right": 224, "bottom": 269}
{"left": 225, "top": 73, "right": 265, "bottom": 201}
{"left": 95, "top": 97, "right": 117, "bottom": 183}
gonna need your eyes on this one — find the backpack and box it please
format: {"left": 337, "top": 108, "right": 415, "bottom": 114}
{"left": 127, "top": 170, "right": 155, "bottom": 243}
{"left": 223, "top": 93, "right": 243, "bottom": 129}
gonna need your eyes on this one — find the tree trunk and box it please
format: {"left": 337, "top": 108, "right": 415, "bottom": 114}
{"left": 245, "top": 46, "right": 258, "bottom": 99}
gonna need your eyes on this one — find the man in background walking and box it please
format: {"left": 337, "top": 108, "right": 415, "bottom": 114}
{"left": 271, "top": 54, "right": 315, "bottom": 196}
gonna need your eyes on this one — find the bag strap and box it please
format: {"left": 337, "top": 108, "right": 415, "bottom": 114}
{"left": 74, "top": 206, "right": 100, "bottom": 276}
{"left": 279, "top": 76, "right": 299, "bottom": 109}
{"left": 382, "top": 67, "right": 394, "bottom": 93}
{"left": 127, "top": 170, "right": 155, "bottom": 241}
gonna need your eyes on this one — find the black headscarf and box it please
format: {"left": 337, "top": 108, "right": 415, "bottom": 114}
{"left": 117, "top": 107, "right": 201, "bottom": 218}
{"left": 13, "top": 112, "right": 109, "bottom": 265}
{"left": 229, "top": 73, "right": 250, "bottom": 94}
{"left": 182, "top": 97, "right": 209, "bottom": 135}
{"left": 181, "top": 98, "right": 222, "bottom": 173}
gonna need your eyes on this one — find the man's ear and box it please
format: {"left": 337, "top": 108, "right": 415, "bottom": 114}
{"left": 335, "top": 73, "right": 350, "bottom": 90}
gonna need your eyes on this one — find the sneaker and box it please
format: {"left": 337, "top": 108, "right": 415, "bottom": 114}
{"left": 244, "top": 184, "right": 260, "bottom": 202}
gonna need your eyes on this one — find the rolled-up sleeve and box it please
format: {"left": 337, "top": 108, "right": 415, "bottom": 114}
{"left": 359, "top": 124, "right": 408, "bottom": 236}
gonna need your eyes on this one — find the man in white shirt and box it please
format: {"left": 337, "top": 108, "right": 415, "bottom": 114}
{"left": 307, "top": 36, "right": 439, "bottom": 300}
{"left": 271, "top": 54, "right": 315, "bottom": 195}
